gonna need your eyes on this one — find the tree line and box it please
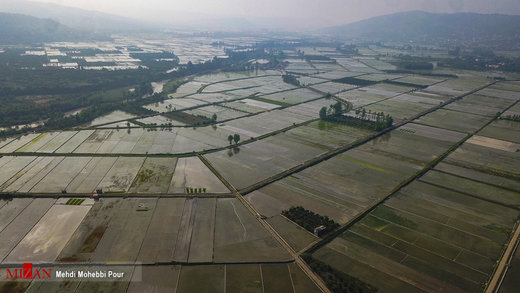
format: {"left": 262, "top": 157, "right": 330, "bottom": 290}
{"left": 319, "top": 101, "right": 393, "bottom": 131}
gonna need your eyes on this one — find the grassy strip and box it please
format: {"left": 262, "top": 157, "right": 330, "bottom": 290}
{"left": 252, "top": 97, "right": 292, "bottom": 107}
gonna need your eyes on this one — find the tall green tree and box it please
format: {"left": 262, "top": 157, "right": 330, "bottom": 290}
{"left": 319, "top": 107, "right": 327, "bottom": 119}
{"left": 233, "top": 133, "right": 241, "bottom": 144}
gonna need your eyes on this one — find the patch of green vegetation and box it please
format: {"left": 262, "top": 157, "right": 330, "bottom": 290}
{"left": 282, "top": 74, "right": 300, "bottom": 86}
{"left": 186, "top": 187, "right": 207, "bottom": 194}
{"left": 163, "top": 111, "right": 213, "bottom": 126}
{"left": 252, "top": 97, "right": 292, "bottom": 107}
{"left": 135, "top": 169, "right": 156, "bottom": 183}
{"left": 282, "top": 206, "right": 340, "bottom": 235}
{"left": 394, "top": 61, "right": 433, "bottom": 70}
{"left": 302, "top": 254, "right": 377, "bottom": 293}
{"left": 361, "top": 216, "right": 389, "bottom": 232}
{"left": 66, "top": 198, "right": 85, "bottom": 205}
{"left": 163, "top": 79, "right": 188, "bottom": 94}
{"left": 398, "top": 128, "right": 415, "bottom": 134}
{"left": 334, "top": 77, "right": 377, "bottom": 86}
{"left": 502, "top": 114, "right": 520, "bottom": 122}
{"left": 484, "top": 223, "right": 512, "bottom": 235}
{"left": 372, "top": 206, "right": 418, "bottom": 229}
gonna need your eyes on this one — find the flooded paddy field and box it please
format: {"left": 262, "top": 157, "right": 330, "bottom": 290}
{"left": 204, "top": 132, "right": 330, "bottom": 190}
{"left": 185, "top": 105, "right": 249, "bottom": 121}
{"left": 313, "top": 142, "right": 520, "bottom": 293}
{"left": 478, "top": 119, "right": 520, "bottom": 144}
{"left": 308, "top": 81, "right": 357, "bottom": 94}
{"left": 394, "top": 75, "right": 446, "bottom": 86}
{"left": 443, "top": 143, "right": 520, "bottom": 184}
{"left": 88, "top": 111, "right": 136, "bottom": 127}
{"left": 175, "top": 263, "right": 320, "bottom": 293}
{"left": 4, "top": 203, "right": 92, "bottom": 263}
{"left": 222, "top": 99, "right": 277, "bottom": 113}
{"left": 44, "top": 197, "right": 289, "bottom": 265}
{"left": 424, "top": 78, "right": 491, "bottom": 97}
{"left": 213, "top": 198, "right": 290, "bottom": 262}
{"left": 0, "top": 198, "right": 56, "bottom": 262}
{"left": 0, "top": 154, "right": 227, "bottom": 194}
{"left": 300, "top": 78, "right": 520, "bottom": 293}
{"left": 168, "top": 157, "right": 228, "bottom": 193}
{"left": 364, "top": 93, "right": 441, "bottom": 121}
{"left": 444, "top": 94, "right": 515, "bottom": 117}
{"left": 245, "top": 123, "right": 466, "bottom": 225}
{"left": 416, "top": 109, "right": 493, "bottom": 133}
{"left": 0, "top": 133, "right": 41, "bottom": 153}
{"left": 129, "top": 157, "right": 177, "bottom": 193}
{"left": 257, "top": 88, "right": 321, "bottom": 105}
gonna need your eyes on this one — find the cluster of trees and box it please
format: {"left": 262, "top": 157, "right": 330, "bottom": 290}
{"left": 301, "top": 254, "right": 377, "bottom": 293}
{"left": 163, "top": 111, "right": 213, "bottom": 126}
{"left": 281, "top": 206, "right": 339, "bottom": 235}
{"left": 227, "top": 134, "right": 241, "bottom": 145}
{"left": 394, "top": 51, "right": 520, "bottom": 73}
{"left": 42, "top": 88, "right": 165, "bottom": 131}
{"left": 281, "top": 74, "right": 300, "bottom": 86}
{"left": 320, "top": 103, "right": 393, "bottom": 131}
{"left": 394, "top": 60, "right": 434, "bottom": 70}
{"left": 336, "top": 44, "right": 359, "bottom": 56}
{"left": 129, "top": 51, "right": 179, "bottom": 72}
{"left": 502, "top": 114, "right": 520, "bottom": 122}
{"left": 319, "top": 101, "right": 350, "bottom": 119}
{"left": 128, "top": 119, "right": 177, "bottom": 129}
{"left": 334, "top": 77, "right": 377, "bottom": 86}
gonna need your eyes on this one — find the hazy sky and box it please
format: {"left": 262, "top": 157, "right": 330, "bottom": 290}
{"left": 28, "top": 0, "right": 520, "bottom": 28}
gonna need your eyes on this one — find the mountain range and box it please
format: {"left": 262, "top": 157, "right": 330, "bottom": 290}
{"left": 1, "top": 1, "right": 519, "bottom": 45}
{"left": 0, "top": 12, "right": 110, "bottom": 45}
{"left": 324, "top": 11, "right": 520, "bottom": 42}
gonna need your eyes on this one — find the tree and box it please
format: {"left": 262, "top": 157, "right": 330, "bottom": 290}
{"left": 332, "top": 101, "right": 342, "bottom": 116}
{"left": 211, "top": 113, "right": 217, "bottom": 122}
{"left": 233, "top": 133, "right": 241, "bottom": 144}
{"left": 319, "top": 107, "right": 327, "bottom": 119}
{"left": 227, "top": 135, "right": 233, "bottom": 145}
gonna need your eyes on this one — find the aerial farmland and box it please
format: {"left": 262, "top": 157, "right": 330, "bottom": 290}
{"left": 1, "top": 28, "right": 520, "bottom": 293}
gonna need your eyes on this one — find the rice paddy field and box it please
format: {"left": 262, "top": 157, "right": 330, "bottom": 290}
{"left": 1, "top": 44, "right": 519, "bottom": 293}
{"left": 2, "top": 197, "right": 288, "bottom": 265}
{"left": 302, "top": 70, "right": 520, "bottom": 293}
{"left": 0, "top": 154, "right": 228, "bottom": 194}
{"left": 313, "top": 134, "right": 520, "bottom": 293}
